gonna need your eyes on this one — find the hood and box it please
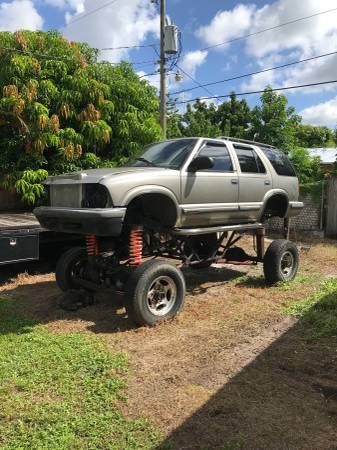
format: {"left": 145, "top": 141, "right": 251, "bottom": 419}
{"left": 45, "top": 166, "right": 175, "bottom": 184}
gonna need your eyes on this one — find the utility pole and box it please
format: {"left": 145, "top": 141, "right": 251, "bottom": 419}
{"left": 159, "top": 0, "right": 167, "bottom": 139}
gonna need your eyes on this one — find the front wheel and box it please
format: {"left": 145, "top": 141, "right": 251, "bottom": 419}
{"left": 126, "top": 259, "right": 186, "bottom": 326}
{"left": 263, "top": 239, "right": 299, "bottom": 284}
{"left": 56, "top": 247, "right": 88, "bottom": 292}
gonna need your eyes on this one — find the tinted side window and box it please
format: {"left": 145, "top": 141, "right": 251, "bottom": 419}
{"left": 234, "top": 146, "right": 266, "bottom": 174}
{"left": 260, "top": 147, "right": 296, "bottom": 176}
{"left": 198, "top": 144, "right": 233, "bottom": 172}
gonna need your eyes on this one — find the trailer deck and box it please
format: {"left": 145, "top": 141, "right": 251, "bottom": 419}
{"left": 0, "top": 212, "right": 41, "bottom": 231}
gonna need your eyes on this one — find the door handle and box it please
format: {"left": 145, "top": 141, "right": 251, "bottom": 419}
{"left": 264, "top": 180, "right": 271, "bottom": 185}
{"left": 231, "top": 179, "right": 238, "bottom": 184}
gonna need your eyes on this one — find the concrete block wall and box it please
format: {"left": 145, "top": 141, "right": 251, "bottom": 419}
{"left": 267, "top": 192, "right": 322, "bottom": 232}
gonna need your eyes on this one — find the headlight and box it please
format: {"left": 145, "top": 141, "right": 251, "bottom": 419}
{"left": 82, "top": 184, "right": 111, "bottom": 208}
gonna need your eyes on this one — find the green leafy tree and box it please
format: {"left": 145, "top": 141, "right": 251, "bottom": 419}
{"left": 288, "top": 147, "right": 323, "bottom": 184}
{"left": 177, "top": 100, "right": 221, "bottom": 138}
{"left": 296, "top": 124, "right": 334, "bottom": 148}
{"left": 248, "top": 87, "right": 301, "bottom": 151}
{"left": 215, "top": 92, "right": 251, "bottom": 138}
{"left": 0, "top": 30, "right": 161, "bottom": 204}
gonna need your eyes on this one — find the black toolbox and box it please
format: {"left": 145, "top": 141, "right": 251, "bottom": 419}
{"left": 0, "top": 229, "right": 39, "bottom": 265}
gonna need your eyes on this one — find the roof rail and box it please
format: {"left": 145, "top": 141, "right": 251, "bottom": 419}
{"left": 218, "top": 136, "right": 275, "bottom": 149}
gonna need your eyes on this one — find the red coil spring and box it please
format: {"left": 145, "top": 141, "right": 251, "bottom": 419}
{"left": 85, "top": 234, "right": 99, "bottom": 256}
{"left": 129, "top": 227, "right": 143, "bottom": 266}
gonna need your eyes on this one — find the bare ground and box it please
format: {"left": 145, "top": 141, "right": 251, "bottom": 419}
{"left": 1, "top": 236, "right": 337, "bottom": 450}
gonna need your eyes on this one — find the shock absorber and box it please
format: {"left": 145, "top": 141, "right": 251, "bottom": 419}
{"left": 85, "top": 234, "right": 99, "bottom": 257}
{"left": 129, "top": 226, "right": 143, "bottom": 266}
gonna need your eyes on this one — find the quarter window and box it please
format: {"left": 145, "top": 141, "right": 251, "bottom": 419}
{"left": 234, "top": 145, "right": 266, "bottom": 174}
{"left": 198, "top": 144, "right": 233, "bottom": 172}
{"left": 260, "top": 147, "right": 296, "bottom": 177}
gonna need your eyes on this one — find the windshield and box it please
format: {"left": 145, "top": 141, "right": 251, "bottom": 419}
{"left": 130, "top": 139, "right": 197, "bottom": 169}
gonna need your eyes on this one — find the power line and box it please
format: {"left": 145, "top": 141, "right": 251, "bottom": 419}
{"left": 175, "top": 64, "right": 219, "bottom": 102}
{"left": 0, "top": 45, "right": 159, "bottom": 67}
{"left": 195, "top": 7, "right": 337, "bottom": 53}
{"left": 0, "top": 45, "right": 77, "bottom": 62}
{"left": 176, "top": 79, "right": 337, "bottom": 105}
{"left": 100, "top": 44, "right": 157, "bottom": 51}
{"left": 138, "top": 70, "right": 174, "bottom": 79}
{"left": 170, "top": 50, "right": 337, "bottom": 95}
{"left": 139, "top": 72, "right": 159, "bottom": 79}
{"left": 67, "top": 0, "right": 120, "bottom": 26}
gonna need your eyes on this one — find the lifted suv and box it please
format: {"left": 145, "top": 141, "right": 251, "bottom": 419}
{"left": 35, "top": 137, "right": 302, "bottom": 235}
{"left": 34, "top": 137, "right": 302, "bottom": 326}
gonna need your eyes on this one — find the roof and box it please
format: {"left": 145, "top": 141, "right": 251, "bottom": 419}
{"left": 307, "top": 148, "right": 336, "bottom": 165}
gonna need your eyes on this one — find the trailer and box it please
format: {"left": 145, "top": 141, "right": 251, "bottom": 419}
{"left": 0, "top": 211, "right": 82, "bottom": 267}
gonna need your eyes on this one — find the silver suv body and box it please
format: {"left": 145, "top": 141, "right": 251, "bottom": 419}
{"left": 34, "top": 137, "right": 303, "bottom": 236}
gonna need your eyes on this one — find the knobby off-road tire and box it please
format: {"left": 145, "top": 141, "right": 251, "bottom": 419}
{"left": 56, "top": 247, "right": 87, "bottom": 292}
{"left": 126, "top": 259, "right": 186, "bottom": 327}
{"left": 263, "top": 239, "right": 299, "bottom": 284}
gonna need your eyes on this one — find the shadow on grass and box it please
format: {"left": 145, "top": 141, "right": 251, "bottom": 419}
{"left": 156, "top": 282, "right": 337, "bottom": 450}
{"left": 1, "top": 266, "right": 337, "bottom": 449}
{"left": 0, "top": 265, "right": 247, "bottom": 335}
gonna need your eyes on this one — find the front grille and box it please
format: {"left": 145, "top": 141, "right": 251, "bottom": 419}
{"left": 50, "top": 184, "right": 83, "bottom": 208}
{"left": 49, "top": 183, "right": 110, "bottom": 208}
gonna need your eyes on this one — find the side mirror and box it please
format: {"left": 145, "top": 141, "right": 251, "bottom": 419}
{"left": 188, "top": 156, "right": 214, "bottom": 172}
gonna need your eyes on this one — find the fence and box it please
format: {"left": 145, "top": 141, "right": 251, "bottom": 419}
{"left": 267, "top": 184, "right": 324, "bottom": 234}
{"left": 326, "top": 177, "right": 337, "bottom": 238}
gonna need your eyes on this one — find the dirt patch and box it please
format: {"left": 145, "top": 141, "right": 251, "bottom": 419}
{"left": 1, "top": 237, "right": 337, "bottom": 449}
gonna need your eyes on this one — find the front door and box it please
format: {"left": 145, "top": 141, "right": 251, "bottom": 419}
{"left": 180, "top": 141, "right": 239, "bottom": 227}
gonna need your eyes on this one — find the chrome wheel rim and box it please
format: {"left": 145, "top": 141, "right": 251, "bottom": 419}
{"left": 147, "top": 276, "right": 177, "bottom": 316}
{"left": 280, "top": 251, "right": 294, "bottom": 279}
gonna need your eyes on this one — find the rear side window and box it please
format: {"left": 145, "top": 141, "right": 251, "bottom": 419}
{"left": 234, "top": 145, "right": 266, "bottom": 174}
{"left": 198, "top": 143, "right": 233, "bottom": 172}
{"left": 260, "top": 147, "right": 296, "bottom": 177}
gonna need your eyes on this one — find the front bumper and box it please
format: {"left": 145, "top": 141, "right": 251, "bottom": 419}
{"left": 34, "top": 206, "right": 126, "bottom": 237}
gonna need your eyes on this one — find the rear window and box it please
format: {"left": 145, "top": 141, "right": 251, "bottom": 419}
{"left": 260, "top": 147, "right": 296, "bottom": 177}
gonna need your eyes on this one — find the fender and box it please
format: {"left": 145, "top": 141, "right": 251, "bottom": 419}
{"left": 121, "top": 185, "right": 182, "bottom": 226}
{"left": 122, "top": 184, "right": 179, "bottom": 208}
{"left": 260, "top": 189, "right": 290, "bottom": 218}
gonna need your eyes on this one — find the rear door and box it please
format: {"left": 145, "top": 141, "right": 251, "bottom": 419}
{"left": 231, "top": 144, "right": 272, "bottom": 221}
{"left": 180, "top": 140, "right": 239, "bottom": 227}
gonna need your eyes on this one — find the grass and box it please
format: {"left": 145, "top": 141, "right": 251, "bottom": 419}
{"left": 0, "top": 295, "right": 159, "bottom": 450}
{"left": 282, "top": 277, "right": 337, "bottom": 338}
{"left": 231, "top": 272, "right": 318, "bottom": 291}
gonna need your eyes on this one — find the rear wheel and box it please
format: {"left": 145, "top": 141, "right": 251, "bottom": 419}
{"left": 263, "top": 239, "right": 299, "bottom": 284}
{"left": 56, "top": 247, "right": 88, "bottom": 292}
{"left": 126, "top": 259, "right": 186, "bottom": 326}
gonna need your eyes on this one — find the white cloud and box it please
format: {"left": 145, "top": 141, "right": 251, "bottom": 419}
{"left": 42, "top": 0, "right": 83, "bottom": 10}
{"left": 0, "top": 0, "right": 43, "bottom": 31}
{"left": 300, "top": 96, "right": 337, "bottom": 127}
{"left": 179, "top": 50, "right": 208, "bottom": 78}
{"left": 197, "top": 4, "right": 255, "bottom": 51}
{"left": 197, "top": 0, "right": 337, "bottom": 94}
{"left": 63, "top": 0, "right": 159, "bottom": 63}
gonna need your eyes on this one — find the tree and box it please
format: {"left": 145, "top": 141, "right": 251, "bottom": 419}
{"left": 0, "top": 30, "right": 161, "bottom": 203}
{"left": 288, "top": 147, "right": 322, "bottom": 184}
{"left": 215, "top": 92, "right": 251, "bottom": 138}
{"left": 296, "top": 124, "right": 334, "bottom": 148}
{"left": 175, "top": 100, "right": 221, "bottom": 138}
{"left": 249, "top": 87, "right": 301, "bottom": 151}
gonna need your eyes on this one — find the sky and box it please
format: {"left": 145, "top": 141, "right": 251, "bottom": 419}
{"left": 1, "top": 0, "right": 337, "bottom": 127}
